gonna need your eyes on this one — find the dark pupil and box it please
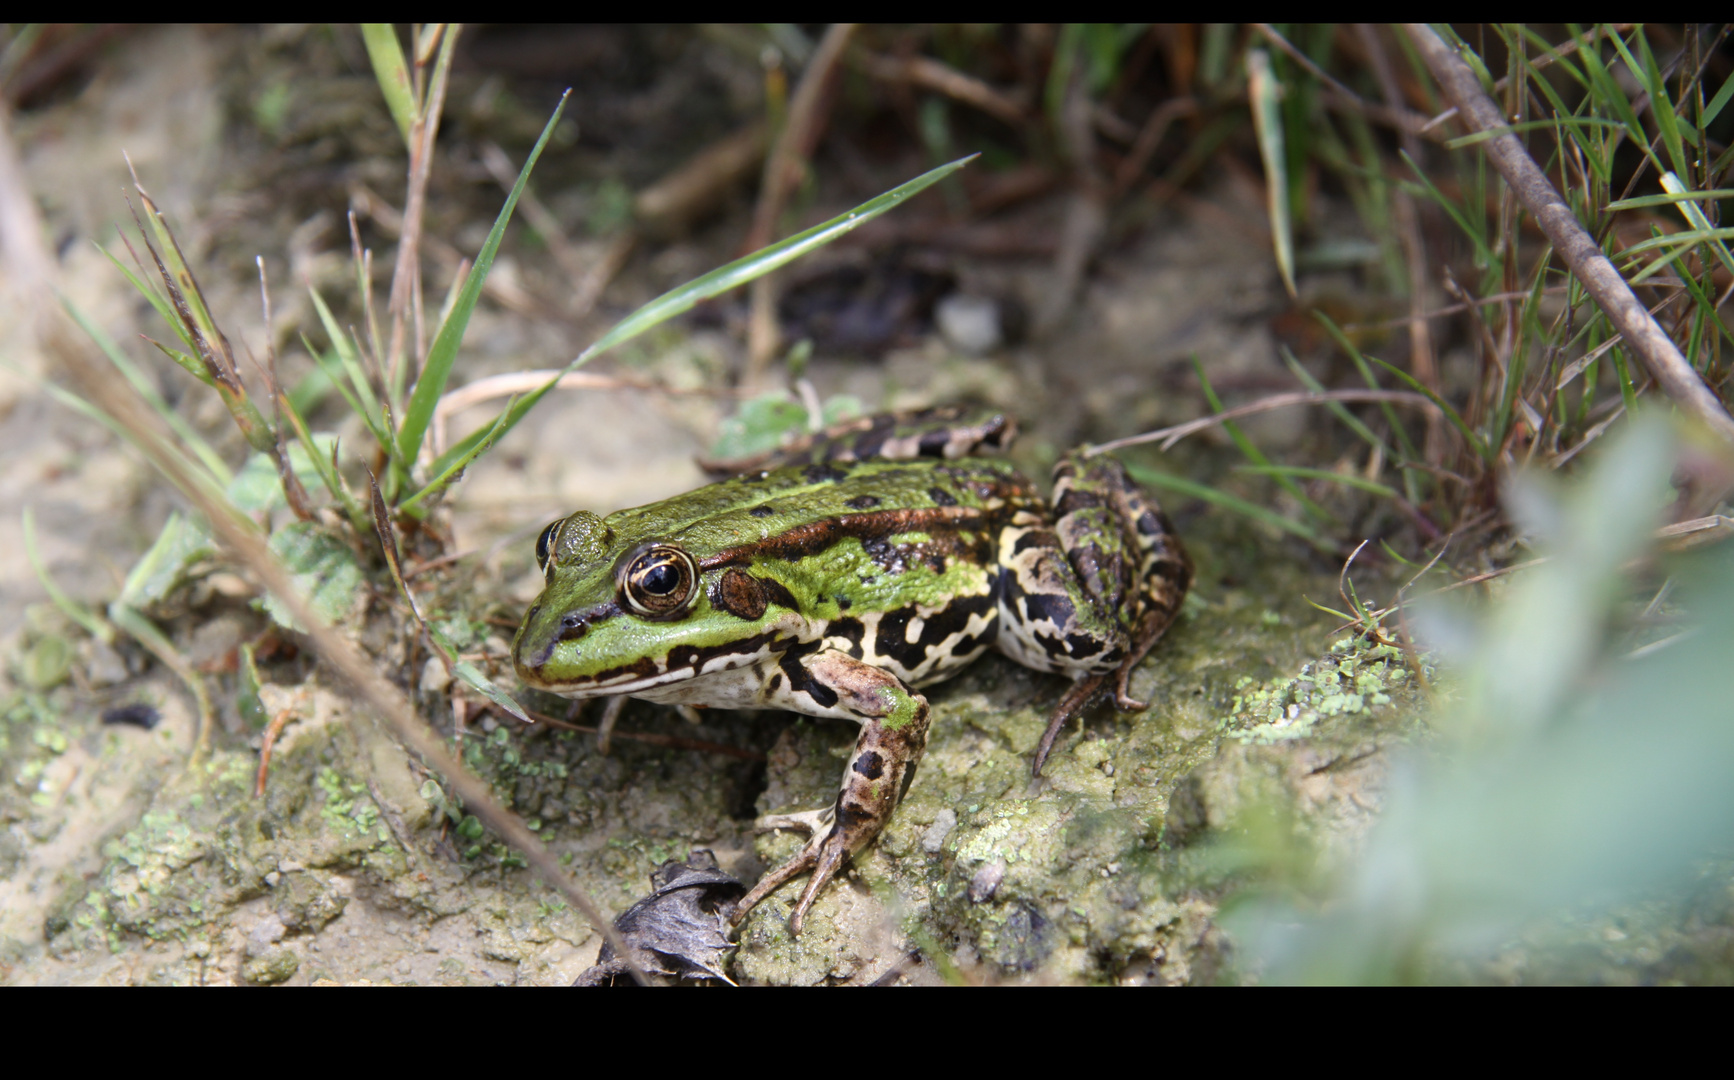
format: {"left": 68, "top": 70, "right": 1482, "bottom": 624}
{"left": 641, "top": 562, "right": 681, "bottom": 595}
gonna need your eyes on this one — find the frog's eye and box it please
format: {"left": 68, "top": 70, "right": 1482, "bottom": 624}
{"left": 535, "top": 520, "right": 562, "bottom": 574}
{"left": 621, "top": 544, "right": 698, "bottom": 618}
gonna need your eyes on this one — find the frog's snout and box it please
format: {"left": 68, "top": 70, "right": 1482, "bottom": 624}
{"left": 513, "top": 604, "right": 597, "bottom": 682}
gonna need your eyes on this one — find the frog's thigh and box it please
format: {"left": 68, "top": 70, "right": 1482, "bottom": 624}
{"left": 996, "top": 518, "right": 1128, "bottom": 678}
{"left": 763, "top": 644, "right": 931, "bottom": 800}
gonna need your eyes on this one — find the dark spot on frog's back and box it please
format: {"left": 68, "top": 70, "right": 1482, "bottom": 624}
{"left": 804, "top": 462, "right": 850, "bottom": 484}
{"left": 928, "top": 486, "right": 957, "bottom": 507}
{"left": 750, "top": 504, "right": 775, "bottom": 518}
{"left": 852, "top": 751, "right": 884, "bottom": 780}
{"left": 845, "top": 495, "right": 880, "bottom": 510}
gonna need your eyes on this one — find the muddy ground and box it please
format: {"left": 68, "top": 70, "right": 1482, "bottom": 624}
{"left": 3, "top": 26, "right": 1718, "bottom": 985}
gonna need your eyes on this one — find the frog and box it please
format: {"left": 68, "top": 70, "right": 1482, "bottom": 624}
{"left": 512, "top": 408, "right": 1191, "bottom": 934}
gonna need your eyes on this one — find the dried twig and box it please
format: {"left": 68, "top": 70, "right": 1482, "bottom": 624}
{"left": 1405, "top": 25, "right": 1734, "bottom": 462}
{"left": 745, "top": 23, "right": 857, "bottom": 383}
{"left": 855, "top": 51, "right": 1027, "bottom": 127}
{"left": 1087, "top": 390, "right": 1443, "bottom": 455}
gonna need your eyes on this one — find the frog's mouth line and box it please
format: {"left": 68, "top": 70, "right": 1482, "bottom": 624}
{"left": 517, "top": 627, "right": 797, "bottom": 697}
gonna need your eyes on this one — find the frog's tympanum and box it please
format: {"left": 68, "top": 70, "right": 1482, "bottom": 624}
{"left": 514, "top": 409, "right": 1191, "bottom": 934}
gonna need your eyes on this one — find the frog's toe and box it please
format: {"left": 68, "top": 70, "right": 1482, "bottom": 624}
{"left": 753, "top": 806, "right": 833, "bottom": 838}
{"left": 729, "top": 844, "right": 820, "bottom": 929}
{"left": 789, "top": 829, "right": 851, "bottom": 936}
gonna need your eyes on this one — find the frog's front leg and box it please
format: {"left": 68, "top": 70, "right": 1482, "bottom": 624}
{"left": 731, "top": 643, "right": 930, "bottom": 935}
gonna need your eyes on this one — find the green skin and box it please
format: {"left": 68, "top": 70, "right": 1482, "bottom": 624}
{"left": 513, "top": 411, "right": 1191, "bottom": 934}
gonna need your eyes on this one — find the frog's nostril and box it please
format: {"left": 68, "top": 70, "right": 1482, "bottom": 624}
{"left": 558, "top": 612, "right": 588, "bottom": 641}
{"left": 525, "top": 604, "right": 541, "bottom": 622}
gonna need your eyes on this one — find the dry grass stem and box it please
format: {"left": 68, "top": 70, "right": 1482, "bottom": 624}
{"left": 1089, "top": 389, "right": 1443, "bottom": 454}
{"left": 1405, "top": 24, "right": 1734, "bottom": 463}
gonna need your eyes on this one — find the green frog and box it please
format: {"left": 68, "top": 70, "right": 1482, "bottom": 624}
{"left": 513, "top": 409, "right": 1190, "bottom": 934}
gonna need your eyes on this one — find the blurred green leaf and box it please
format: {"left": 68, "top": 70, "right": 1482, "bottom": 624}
{"left": 361, "top": 23, "right": 417, "bottom": 149}
{"left": 1233, "top": 414, "right": 1722, "bottom": 984}
{"left": 708, "top": 394, "right": 810, "bottom": 462}
{"left": 261, "top": 522, "right": 364, "bottom": 632}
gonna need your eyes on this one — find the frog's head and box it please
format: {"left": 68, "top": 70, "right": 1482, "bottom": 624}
{"left": 512, "top": 510, "right": 710, "bottom": 695}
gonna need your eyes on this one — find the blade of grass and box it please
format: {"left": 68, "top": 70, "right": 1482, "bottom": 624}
{"left": 275, "top": 382, "right": 369, "bottom": 532}
{"left": 1280, "top": 347, "right": 1397, "bottom": 464}
{"left": 1312, "top": 311, "right": 1432, "bottom": 464}
{"left": 1193, "top": 355, "right": 1331, "bottom": 521}
{"left": 1247, "top": 49, "right": 1297, "bottom": 299}
{"left": 22, "top": 506, "right": 113, "bottom": 642}
{"left": 429, "top": 153, "right": 979, "bottom": 480}
{"left": 1659, "top": 172, "right": 1734, "bottom": 280}
{"left": 395, "top": 92, "right": 569, "bottom": 473}
{"left": 1124, "top": 462, "right": 1332, "bottom": 551}
{"left": 397, "top": 395, "right": 517, "bottom": 515}
{"left": 362, "top": 24, "right": 417, "bottom": 150}
{"left": 1234, "top": 464, "right": 1401, "bottom": 499}
{"left": 97, "top": 242, "right": 203, "bottom": 367}
{"left": 307, "top": 287, "right": 390, "bottom": 447}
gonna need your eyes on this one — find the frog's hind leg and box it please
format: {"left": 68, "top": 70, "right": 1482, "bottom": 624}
{"left": 1002, "top": 452, "right": 1191, "bottom": 774}
{"left": 730, "top": 645, "right": 931, "bottom": 935}
{"left": 1052, "top": 454, "right": 1192, "bottom": 710}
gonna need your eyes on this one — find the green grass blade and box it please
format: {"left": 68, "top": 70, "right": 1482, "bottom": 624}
{"left": 96, "top": 241, "right": 201, "bottom": 358}
{"left": 1193, "top": 355, "right": 1331, "bottom": 521}
{"left": 1443, "top": 116, "right": 1630, "bottom": 150}
{"left": 1660, "top": 172, "right": 1734, "bottom": 281}
{"left": 307, "top": 286, "right": 388, "bottom": 445}
{"left": 1702, "top": 69, "right": 1734, "bottom": 128}
{"left": 1125, "top": 462, "right": 1332, "bottom": 551}
{"left": 1312, "top": 311, "right": 1428, "bottom": 464}
{"left": 1368, "top": 352, "right": 1489, "bottom": 461}
{"left": 23, "top": 506, "right": 113, "bottom": 642}
{"left": 1622, "top": 29, "right": 1688, "bottom": 178}
{"left": 1578, "top": 29, "right": 1655, "bottom": 169}
{"left": 396, "top": 92, "right": 570, "bottom": 472}
{"left": 397, "top": 396, "right": 518, "bottom": 516}
{"left": 1247, "top": 49, "right": 1296, "bottom": 299}
{"left": 1235, "top": 464, "right": 1401, "bottom": 500}
{"left": 274, "top": 379, "right": 368, "bottom": 531}
{"left": 1606, "top": 188, "right": 1734, "bottom": 211}
{"left": 428, "top": 154, "right": 979, "bottom": 480}
{"left": 1400, "top": 149, "right": 1493, "bottom": 267}
{"left": 361, "top": 23, "right": 417, "bottom": 150}
{"left": 1281, "top": 347, "right": 1397, "bottom": 464}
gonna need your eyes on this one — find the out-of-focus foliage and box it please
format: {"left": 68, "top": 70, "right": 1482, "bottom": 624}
{"left": 1231, "top": 414, "right": 1734, "bottom": 982}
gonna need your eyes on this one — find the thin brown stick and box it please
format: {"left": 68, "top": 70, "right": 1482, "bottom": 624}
{"left": 1405, "top": 25, "right": 1734, "bottom": 458}
{"left": 385, "top": 23, "right": 458, "bottom": 395}
{"left": 1111, "top": 97, "right": 1198, "bottom": 200}
{"left": 855, "top": 51, "right": 1026, "bottom": 127}
{"left": 745, "top": 23, "right": 856, "bottom": 383}
{"left": 1086, "top": 390, "right": 1443, "bottom": 455}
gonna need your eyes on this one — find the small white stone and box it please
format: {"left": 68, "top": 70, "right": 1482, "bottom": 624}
{"left": 921, "top": 809, "right": 958, "bottom": 854}
{"left": 420, "top": 657, "right": 452, "bottom": 695}
{"left": 935, "top": 294, "right": 1002, "bottom": 355}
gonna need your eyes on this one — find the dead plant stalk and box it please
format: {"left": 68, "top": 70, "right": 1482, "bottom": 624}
{"left": 1403, "top": 25, "right": 1734, "bottom": 465}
